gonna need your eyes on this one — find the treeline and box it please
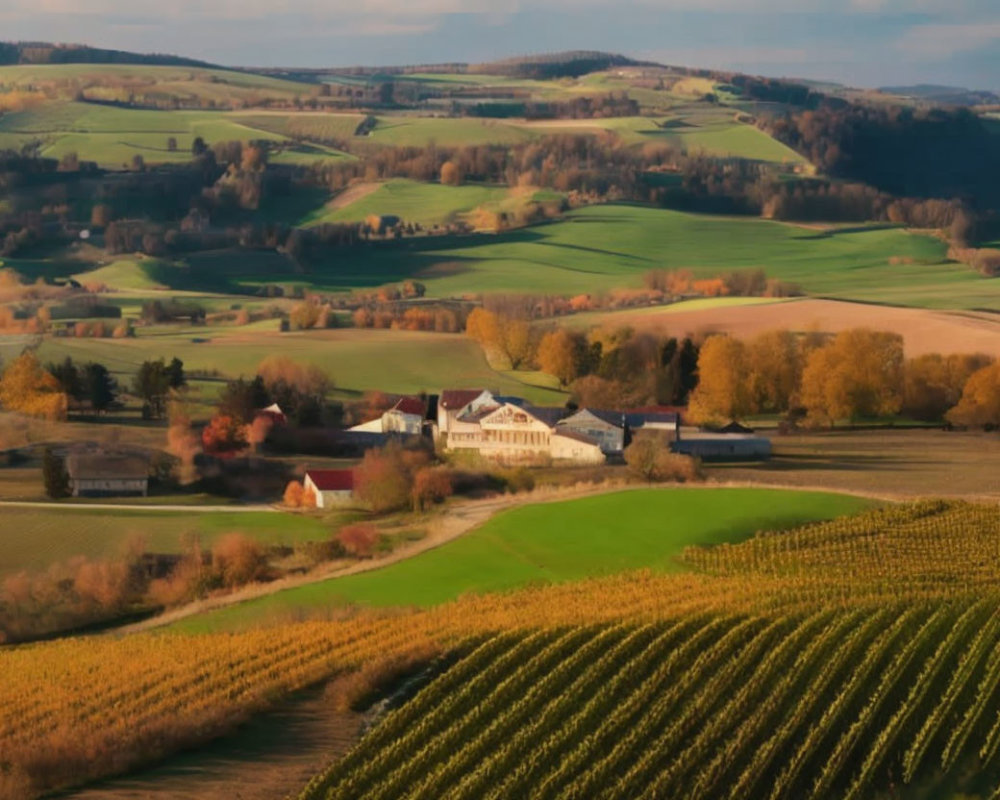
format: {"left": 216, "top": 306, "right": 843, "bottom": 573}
{"left": 463, "top": 93, "right": 639, "bottom": 120}
{"left": 0, "top": 41, "right": 210, "bottom": 67}
{"left": 469, "top": 51, "right": 642, "bottom": 80}
{"left": 762, "top": 105, "right": 1000, "bottom": 207}
{"left": 687, "top": 327, "right": 1000, "bottom": 428}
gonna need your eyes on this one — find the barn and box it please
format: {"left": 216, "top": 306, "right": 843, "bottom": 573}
{"left": 303, "top": 469, "right": 355, "bottom": 509}
{"left": 65, "top": 452, "right": 150, "bottom": 498}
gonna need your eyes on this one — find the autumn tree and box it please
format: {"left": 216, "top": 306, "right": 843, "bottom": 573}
{"left": 536, "top": 329, "right": 586, "bottom": 386}
{"left": 440, "top": 160, "right": 461, "bottom": 186}
{"left": 201, "top": 414, "right": 248, "bottom": 457}
{"left": 687, "top": 335, "right": 750, "bottom": 425}
{"left": 0, "top": 352, "right": 68, "bottom": 420}
{"left": 624, "top": 433, "right": 701, "bottom": 482}
{"left": 412, "top": 466, "right": 453, "bottom": 511}
{"left": 904, "top": 353, "right": 994, "bottom": 422}
{"left": 800, "top": 329, "right": 904, "bottom": 426}
{"left": 355, "top": 441, "right": 418, "bottom": 513}
{"left": 283, "top": 480, "right": 305, "bottom": 507}
{"left": 211, "top": 533, "right": 267, "bottom": 588}
{"left": 166, "top": 399, "right": 200, "bottom": 485}
{"left": 946, "top": 362, "right": 1000, "bottom": 429}
{"left": 746, "top": 329, "right": 801, "bottom": 413}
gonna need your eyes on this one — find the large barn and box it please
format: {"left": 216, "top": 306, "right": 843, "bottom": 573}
{"left": 65, "top": 452, "right": 150, "bottom": 498}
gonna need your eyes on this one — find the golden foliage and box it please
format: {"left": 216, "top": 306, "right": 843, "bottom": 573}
{"left": 0, "top": 352, "right": 68, "bottom": 421}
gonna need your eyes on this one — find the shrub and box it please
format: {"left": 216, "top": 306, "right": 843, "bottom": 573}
{"left": 338, "top": 523, "right": 380, "bottom": 557}
{"left": 211, "top": 533, "right": 268, "bottom": 589}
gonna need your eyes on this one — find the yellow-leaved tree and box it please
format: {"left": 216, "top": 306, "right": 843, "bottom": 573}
{"left": 946, "top": 361, "right": 1000, "bottom": 429}
{"left": 800, "top": 329, "right": 904, "bottom": 426}
{"left": 687, "top": 335, "right": 750, "bottom": 425}
{"left": 0, "top": 352, "right": 68, "bottom": 420}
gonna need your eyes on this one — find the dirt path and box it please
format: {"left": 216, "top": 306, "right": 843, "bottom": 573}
{"left": 326, "top": 181, "right": 380, "bottom": 211}
{"left": 62, "top": 690, "right": 361, "bottom": 800}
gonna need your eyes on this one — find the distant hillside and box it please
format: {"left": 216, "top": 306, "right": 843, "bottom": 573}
{"left": 0, "top": 41, "right": 212, "bottom": 68}
{"left": 879, "top": 84, "right": 1000, "bottom": 107}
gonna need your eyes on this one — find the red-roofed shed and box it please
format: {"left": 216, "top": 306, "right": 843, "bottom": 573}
{"left": 304, "top": 469, "right": 355, "bottom": 508}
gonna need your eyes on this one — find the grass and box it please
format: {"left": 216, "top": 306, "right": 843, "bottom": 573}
{"left": 0, "top": 507, "right": 332, "bottom": 576}
{"left": 174, "top": 487, "right": 873, "bottom": 632}
{"left": 301, "top": 179, "right": 511, "bottom": 228}
{"left": 0, "top": 326, "right": 567, "bottom": 405}
{"left": 294, "top": 204, "right": 988, "bottom": 308}
{"left": 0, "top": 102, "right": 349, "bottom": 168}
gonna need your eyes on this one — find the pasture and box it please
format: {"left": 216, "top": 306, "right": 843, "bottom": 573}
{"left": 298, "top": 204, "right": 984, "bottom": 308}
{"left": 0, "top": 507, "right": 329, "bottom": 576}
{"left": 301, "top": 179, "right": 511, "bottom": 228}
{"left": 0, "top": 101, "right": 350, "bottom": 168}
{"left": 175, "top": 488, "right": 872, "bottom": 632}
{"left": 0, "top": 326, "right": 567, "bottom": 405}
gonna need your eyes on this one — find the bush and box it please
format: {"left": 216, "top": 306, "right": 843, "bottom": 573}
{"left": 338, "top": 523, "right": 380, "bottom": 557}
{"left": 211, "top": 533, "right": 268, "bottom": 588}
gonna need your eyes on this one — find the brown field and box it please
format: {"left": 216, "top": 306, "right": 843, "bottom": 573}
{"left": 708, "top": 428, "right": 1000, "bottom": 500}
{"left": 573, "top": 298, "right": 1000, "bottom": 358}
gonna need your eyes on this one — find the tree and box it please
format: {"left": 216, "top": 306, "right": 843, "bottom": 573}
{"left": 536, "top": 329, "right": 585, "bottom": 386}
{"left": 946, "top": 362, "right": 1000, "bottom": 429}
{"left": 42, "top": 448, "right": 70, "bottom": 499}
{"left": 904, "top": 353, "right": 993, "bottom": 422}
{"left": 201, "top": 414, "right": 248, "bottom": 457}
{"left": 133, "top": 360, "right": 170, "bottom": 419}
{"left": 355, "top": 442, "right": 414, "bottom": 513}
{"left": 219, "top": 376, "right": 270, "bottom": 424}
{"left": 412, "top": 467, "right": 453, "bottom": 511}
{"left": 90, "top": 204, "right": 112, "bottom": 228}
{"left": 800, "top": 329, "right": 904, "bottom": 426}
{"left": 283, "top": 480, "right": 305, "bottom": 507}
{"left": 0, "top": 352, "right": 68, "bottom": 420}
{"left": 624, "top": 433, "right": 701, "bottom": 483}
{"left": 746, "top": 330, "right": 801, "bottom": 414}
{"left": 167, "top": 357, "right": 186, "bottom": 390}
{"left": 192, "top": 136, "right": 207, "bottom": 156}
{"left": 48, "top": 357, "right": 83, "bottom": 403}
{"left": 211, "top": 534, "right": 267, "bottom": 588}
{"left": 166, "top": 136, "right": 178, "bottom": 152}
{"left": 440, "top": 160, "right": 461, "bottom": 186}
{"left": 687, "top": 336, "right": 750, "bottom": 425}
{"left": 82, "top": 362, "right": 117, "bottom": 414}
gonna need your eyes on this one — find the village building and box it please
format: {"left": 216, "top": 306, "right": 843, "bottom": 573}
{"left": 671, "top": 430, "right": 772, "bottom": 461}
{"left": 625, "top": 409, "right": 681, "bottom": 436}
{"left": 441, "top": 399, "right": 604, "bottom": 464}
{"left": 436, "top": 389, "right": 496, "bottom": 436}
{"left": 303, "top": 468, "right": 355, "bottom": 509}
{"left": 65, "top": 452, "right": 150, "bottom": 498}
{"left": 350, "top": 396, "right": 426, "bottom": 436}
{"left": 557, "top": 409, "right": 627, "bottom": 455}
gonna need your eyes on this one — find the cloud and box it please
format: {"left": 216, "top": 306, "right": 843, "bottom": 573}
{"left": 896, "top": 22, "right": 1000, "bottom": 58}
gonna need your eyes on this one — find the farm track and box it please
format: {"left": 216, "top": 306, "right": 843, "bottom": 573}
{"left": 0, "top": 500, "right": 275, "bottom": 512}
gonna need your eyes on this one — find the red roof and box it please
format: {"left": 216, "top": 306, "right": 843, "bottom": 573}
{"left": 440, "top": 389, "right": 487, "bottom": 410}
{"left": 391, "top": 396, "right": 426, "bottom": 416}
{"left": 305, "top": 469, "right": 354, "bottom": 492}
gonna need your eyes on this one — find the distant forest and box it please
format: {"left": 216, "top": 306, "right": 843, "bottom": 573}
{"left": 0, "top": 41, "right": 210, "bottom": 68}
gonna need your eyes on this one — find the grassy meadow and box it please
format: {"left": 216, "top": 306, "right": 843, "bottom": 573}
{"left": 0, "top": 326, "right": 567, "bottom": 405}
{"left": 0, "top": 507, "right": 332, "bottom": 576}
{"left": 174, "top": 488, "right": 873, "bottom": 632}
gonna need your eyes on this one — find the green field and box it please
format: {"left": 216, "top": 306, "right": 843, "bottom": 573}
{"left": 291, "top": 204, "right": 989, "bottom": 308}
{"left": 0, "top": 507, "right": 330, "bottom": 576}
{"left": 302, "top": 179, "right": 512, "bottom": 228}
{"left": 175, "top": 488, "right": 873, "bottom": 632}
{"left": 0, "top": 326, "right": 566, "bottom": 405}
{"left": 0, "top": 102, "right": 349, "bottom": 167}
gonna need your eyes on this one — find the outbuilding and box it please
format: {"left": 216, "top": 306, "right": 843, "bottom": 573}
{"left": 65, "top": 452, "right": 150, "bottom": 498}
{"left": 303, "top": 468, "right": 355, "bottom": 509}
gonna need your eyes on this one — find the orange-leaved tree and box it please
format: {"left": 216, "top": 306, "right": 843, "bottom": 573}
{"left": 946, "top": 361, "right": 1000, "bottom": 429}
{"left": 687, "top": 335, "right": 750, "bottom": 425}
{"left": 0, "top": 352, "right": 68, "bottom": 420}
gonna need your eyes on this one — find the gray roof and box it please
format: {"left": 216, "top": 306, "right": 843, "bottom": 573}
{"left": 625, "top": 411, "right": 680, "bottom": 428}
{"left": 66, "top": 453, "right": 149, "bottom": 481}
{"left": 561, "top": 408, "right": 626, "bottom": 429}
{"left": 522, "top": 405, "right": 569, "bottom": 428}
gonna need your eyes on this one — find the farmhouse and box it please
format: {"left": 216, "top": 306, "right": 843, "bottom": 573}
{"left": 442, "top": 400, "right": 604, "bottom": 464}
{"left": 350, "top": 396, "right": 427, "bottom": 435}
{"left": 303, "top": 468, "right": 355, "bottom": 509}
{"left": 437, "top": 389, "right": 497, "bottom": 435}
{"left": 65, "top": 452, "right": 150, "bottom": 498}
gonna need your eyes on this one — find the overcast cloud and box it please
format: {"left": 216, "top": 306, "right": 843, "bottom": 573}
{"left": 1, "top": 0, "right": 998, "bottom": 89}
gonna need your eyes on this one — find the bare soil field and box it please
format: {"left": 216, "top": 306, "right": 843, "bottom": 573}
{"left": 709, "top": 428, "right": 1000, "bottom": 500}
{"left": 578, "top": 298, "right": 1000, "bottom": 357}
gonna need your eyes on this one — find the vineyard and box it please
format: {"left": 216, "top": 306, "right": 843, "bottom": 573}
{"left": 3, "top": 500, "right": 1000, "bottom": 799}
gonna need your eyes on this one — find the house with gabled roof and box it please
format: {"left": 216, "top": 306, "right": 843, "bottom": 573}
{"left": 303, "top": 468, "right": 355, "bottom": 509}
{"left": 350, "top": 396, "right": 427, "bottom": 436}
{"left": 437, "top": 389, "right": 496, "bottom": 436}
{"left": 557, "top": 409, "right": 626, "bottom": 455}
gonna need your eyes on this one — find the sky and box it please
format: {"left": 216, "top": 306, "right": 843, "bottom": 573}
{"left": 1, "top": 0, "right": 998, "bottom": 91}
